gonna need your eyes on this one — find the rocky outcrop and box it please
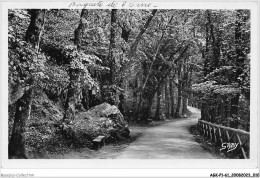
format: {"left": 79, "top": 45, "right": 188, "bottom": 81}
{"left": 62, "top": 103, "right": 130, "bottom": 145}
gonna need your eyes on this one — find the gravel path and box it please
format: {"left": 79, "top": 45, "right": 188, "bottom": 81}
{"left": 117, "top": 107, "right": 216, "bottom": 159}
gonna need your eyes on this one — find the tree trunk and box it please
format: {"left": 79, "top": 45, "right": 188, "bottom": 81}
{"left": 25, "top": 9, "right": 46, "bottom": 51}
{"left": 224, "top": 96, "right": 230, "bottom": 119}
{"left": 81, "top": 87, "right": 90, "bottom": 110}
{"left": 108, "top": 9, "right": 118, "bottom": 84}
{"left": 74, "top": 9, "right": 88, "bottom": 47}
{"left": 169, "top": 77, "right": 175, "bottom": 117}
{"left": 209, "top": 100, "right": 216, "bottom": 123}
{"left": 230, "top": 10, "right": 246, "bottom": 118}
{"left": 63, "top": 69, "right": 81, "bottom": 122}
{"left": 9, "top": 9, "right": 45, "bottom": 159}
{"left": 175, "top": 63, "right": 182, "bottom": 118}
{"left": 118, "top": 9, "right": 157, "bottom": 85}
{"left": 230, "top": 94, "right": 239, "bottom": 117}
{"left": 207, "top": 10, "right": 220, "bottom": 69}
{"left": 120, "top": 22, "right": 131, "bottom": 43}
{"left": 63, "top": 9, "right": 88, "bottom": 122}
{"left": 165, "top": 78, "right": 170, "bottom": 118}
{"left": 76, "top": 9, "right": 90, "bottom": 110}
{"left": 118, "top": 20, "right": 131, "bottom": 114}
{"left": 155, "top": 83, "right": 163, "bottom": 120}
{"left": 132, "top": 79, "right": 139, "bottom": 109}
{"left": 201, "top": 101, "right": 207, "bottom": 120}
{"left": 182, "top": 95, "right": 188, "bottom": 116}
{"left": 127, "top": 9, "right": 157, "bottom": 60}
{"left": 141, "top": 90, "right": 156, "bottom": 122}
{"left": 118, "top": 92, "right": 125, "bottom": 115}
{"left": 188, "top": 92, "right": 193, "bottom": 107}
{"left": 99, "top": 9, "right": 118, "bottom": 106}
{"left": 9, "top": 87, "right": 33, "bottom": 159}
{"left": 175, "top": 84, "right": 182, "bottom": 118}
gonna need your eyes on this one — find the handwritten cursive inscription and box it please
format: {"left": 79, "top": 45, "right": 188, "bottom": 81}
{"left": 68, "top": 1, "right": 156, "bottom": 9}
{"left": 69, "top": 2, "right": 104, "bottom": 8}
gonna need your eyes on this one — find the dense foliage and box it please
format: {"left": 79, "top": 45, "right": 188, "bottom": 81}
{"left": 8, "top": 9, "right": 250, "bottom": 158}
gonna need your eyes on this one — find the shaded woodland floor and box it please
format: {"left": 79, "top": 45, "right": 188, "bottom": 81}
{"left": 38, "top": 107, "right": 224, "bottom": 159}
{"left": 34, "top": 119, "right": 174, "bottom": 159}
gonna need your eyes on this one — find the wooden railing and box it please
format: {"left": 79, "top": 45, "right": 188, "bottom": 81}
{"left": 198, "top": 119, "right": 250, "bottom": 159}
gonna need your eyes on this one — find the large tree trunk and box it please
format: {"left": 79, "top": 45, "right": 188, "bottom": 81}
{"left": 118, "top": 19, "right": 131, "bottom": 114}
{"left": 108, "top": 9, "right": 118, "bottom": 84}
{"left": 9, "top": 87, "right": 33, "bottom": 159}
{"left": 63, "top": 9, "right": 88, "bottom": 122}
{"left": 74, "top": 9, "right": 88, "bottom": 47}
{"left": 201, "top": 10, "right": 211, "bottom": 121}
{"left": 100, "top": 9, "right": 118, "bottom": 106}
{"left": 207, "top": 10, "right": 220, "bottom": 70}
{"left": 9, "top": 9, "right": 45, "bottom": 159}
{"left": 63, "top": 69, "right": 81, "bottom": 122}
{"left": 25, "top": 9, "right": 46, "bottom": 51}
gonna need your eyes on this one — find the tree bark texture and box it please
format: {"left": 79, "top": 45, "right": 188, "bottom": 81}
{"left": 74, "top": 9, "right": 88, "bottom": 47}
{"left": 108, "top": 9, "right": 118, "bottom": 85}
{"left": 9, "top": 87, "right": 33, "bottom": 158}
{"left": 9, "top": 9, "right": 45, "bottom": 159}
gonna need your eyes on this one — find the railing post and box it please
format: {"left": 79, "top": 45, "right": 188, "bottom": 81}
{"left": 236, "top": 133, "right": 248, "bottom": 159}
{"left": 208, "top": 125, "right": 211, "bottom": 140}
{"left": 218, "top": 128, "right": 223, "bottom": 145}
{"left": 213, "top": 127, "right": 217, "bottom": 144}
{"left": 197, "top": 119, "right": 249, "bottom": 159}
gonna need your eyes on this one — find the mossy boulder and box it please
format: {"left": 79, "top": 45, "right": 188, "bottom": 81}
{"left": 63, "top": 103, "right": 130, "bottom": 145}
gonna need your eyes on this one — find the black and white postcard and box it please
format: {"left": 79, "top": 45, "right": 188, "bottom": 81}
{"left": 1, "top": 1, "right": 259, "bottom": 177}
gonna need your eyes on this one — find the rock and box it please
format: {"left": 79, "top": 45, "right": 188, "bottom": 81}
{"left": 66, "top": 103, "right": 130, "bottom": 145}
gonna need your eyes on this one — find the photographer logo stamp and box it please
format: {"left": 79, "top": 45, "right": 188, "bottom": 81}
{"left": 220, "top": 142, "right": 239, "bottom": 152}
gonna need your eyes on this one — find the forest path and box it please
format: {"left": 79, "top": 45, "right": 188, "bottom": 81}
{"left": 116, "top": 106, "right": 216, "bottom": 159}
